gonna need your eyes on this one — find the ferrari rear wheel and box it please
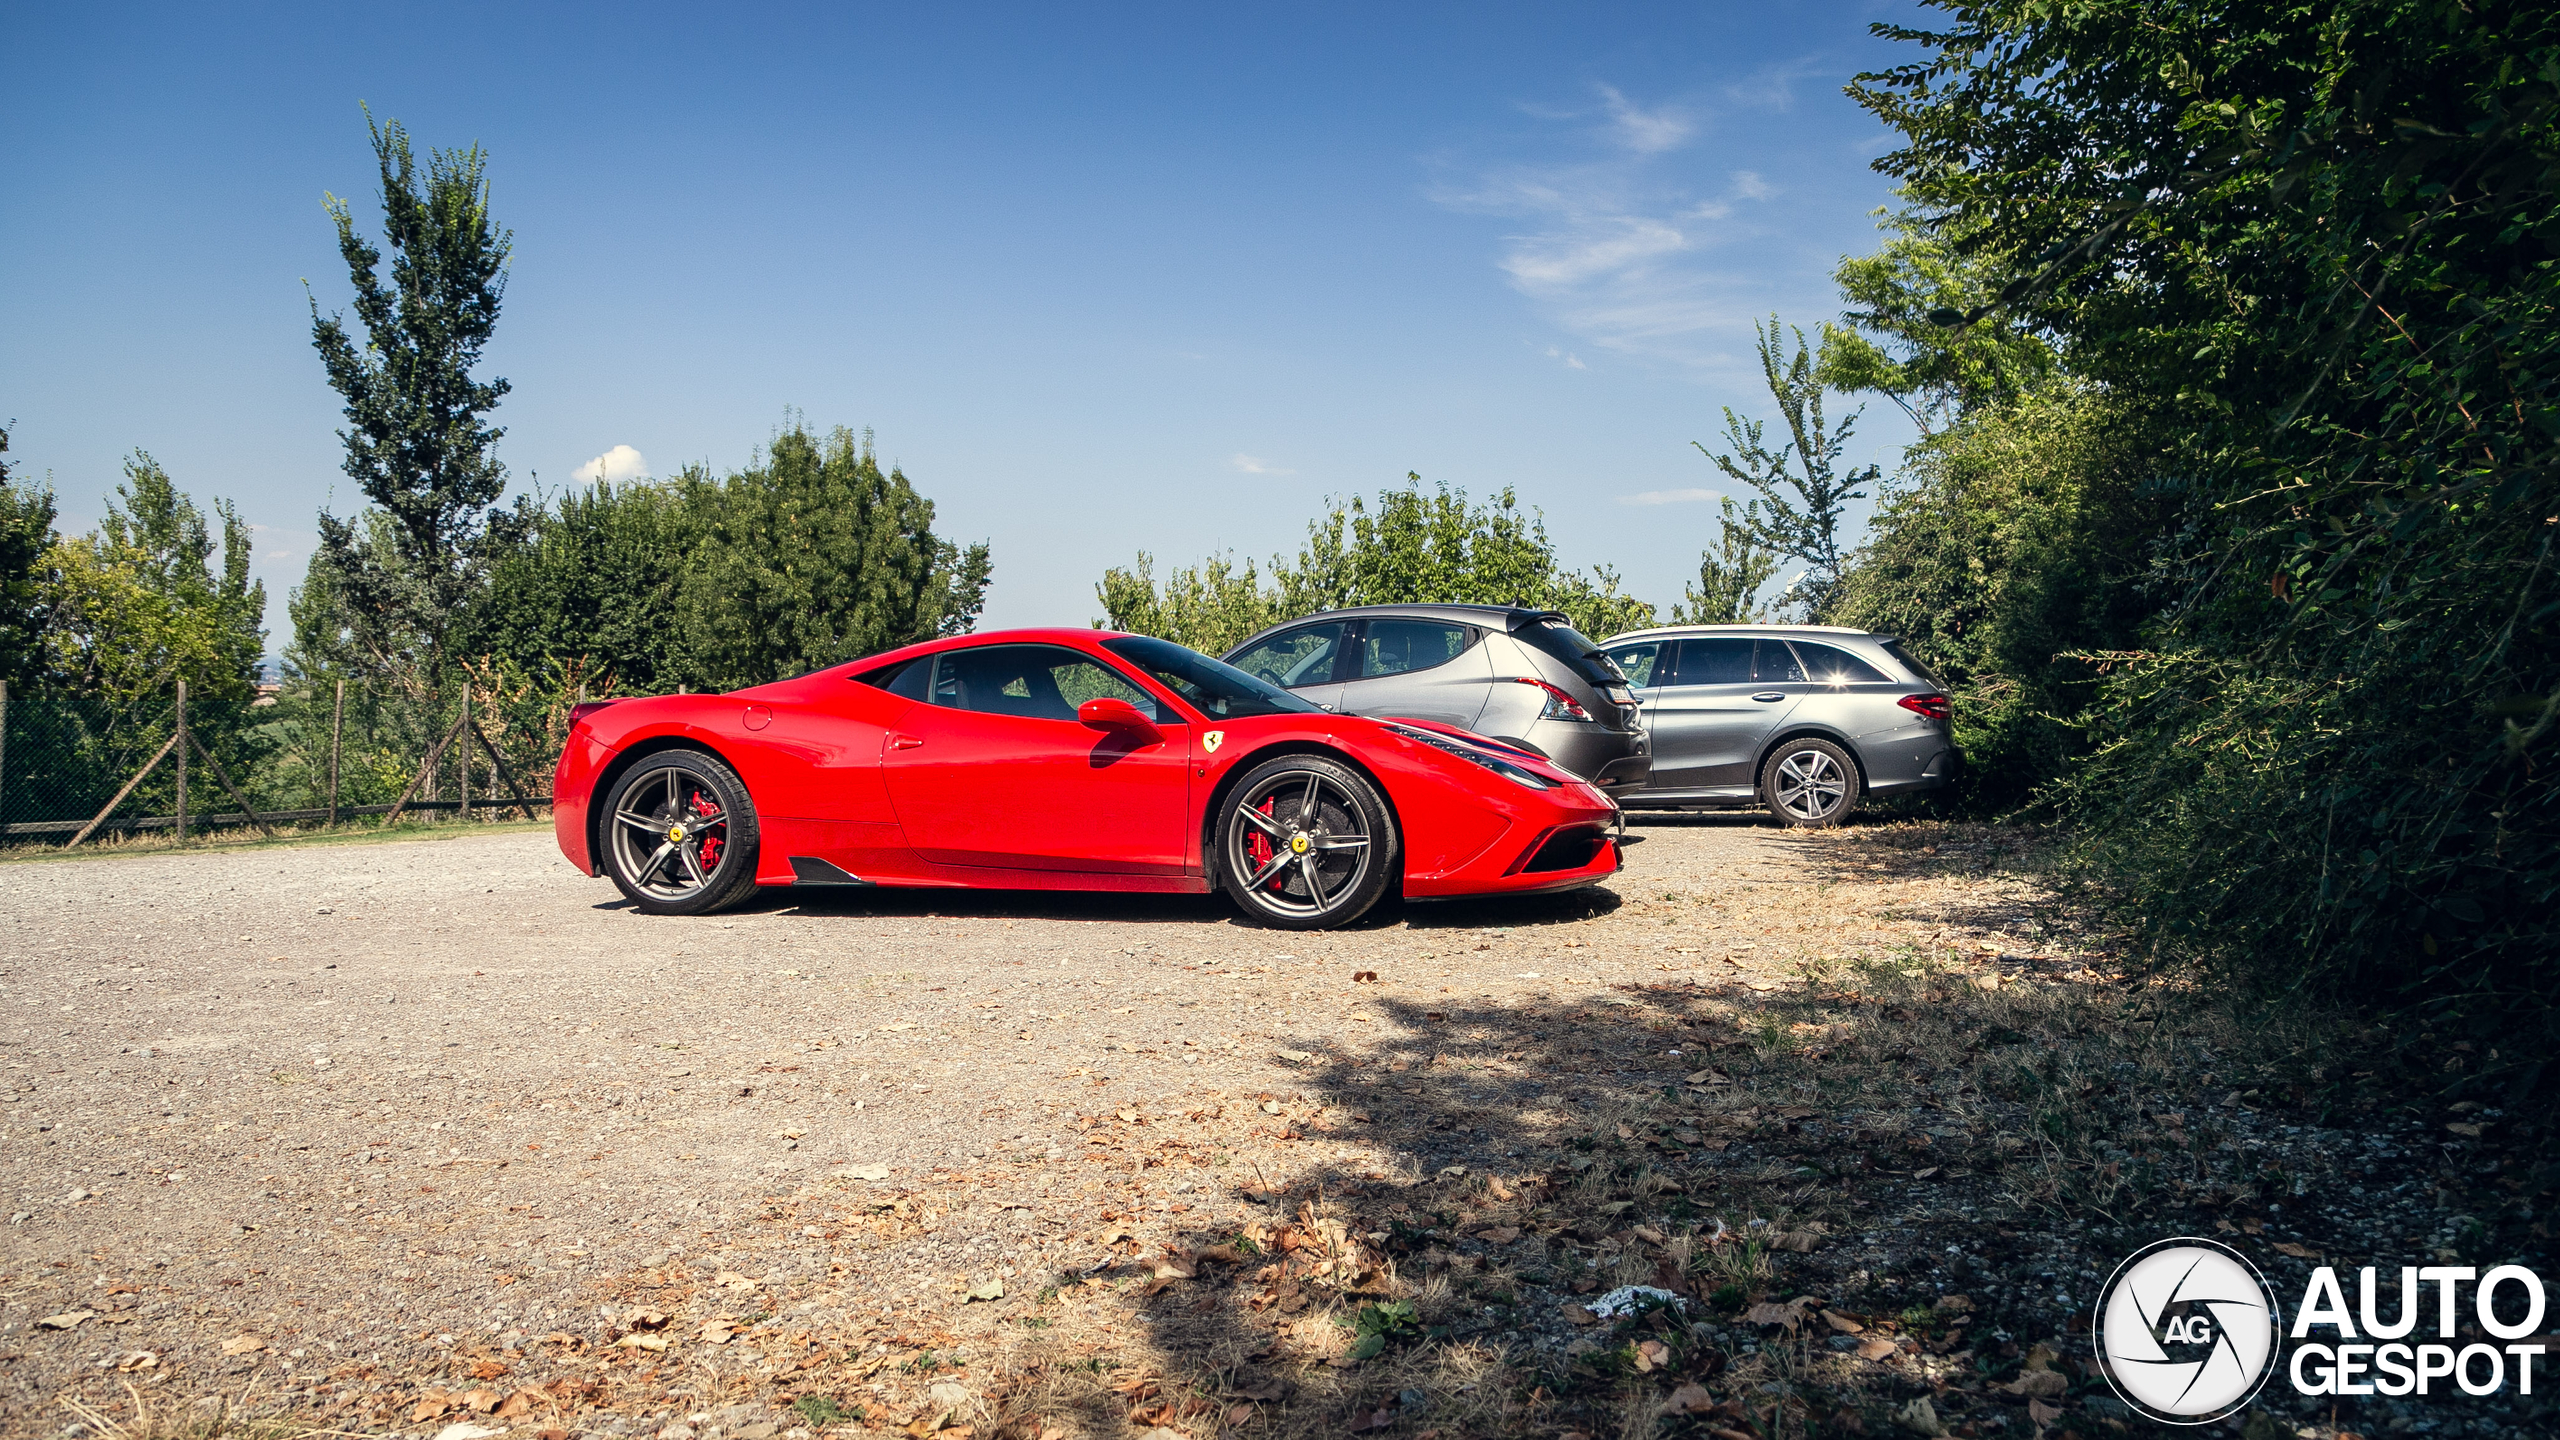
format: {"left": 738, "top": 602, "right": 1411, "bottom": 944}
{"left": 1217, "top": 755, "right": 1398, "bottom": 930}
{"left": 602, "top": 749, "right": 762, "bottom": 915}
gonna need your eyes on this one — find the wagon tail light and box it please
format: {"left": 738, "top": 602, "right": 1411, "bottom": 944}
{"left": 569, "top": 699, "right": 624, "bottom": 727}
{"left": 1897, "top": 693, "right": 1951, "bottom": 722}
{"left": 1511, "top": 677, "right": 1591, "bottom": 722}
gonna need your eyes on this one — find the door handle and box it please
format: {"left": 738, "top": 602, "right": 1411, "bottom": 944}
{"left": 889, "top": 734, "right": 925, "bottom": 750}
{"left": 1751, "top": 692, "right": 1786, "bottom": 703}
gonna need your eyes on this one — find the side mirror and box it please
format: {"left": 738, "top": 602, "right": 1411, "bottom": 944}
{"left": 1078, "top": 697, "right": 1162, "bottom": 739}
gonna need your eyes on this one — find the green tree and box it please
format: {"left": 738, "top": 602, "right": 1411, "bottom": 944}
{"left": 1696, "top": 318, "right": 1878, "bottom": 620}
{"left": 1851, "top": 0, "right": 2560, "bottom": 1049}
{"left": 1095, "top": 474, "right": 1656, "bottom": 651}
{"left": 306, "top": 110, "right": 522, "bottom": 688}
{"left": 1670, "top": 503, "right": 1778, "bottom": 625}
{"left": 1815, "top": 202, "right": 2060, "bottom": 434}
{"left": 0, "top": 424, "right": 58, "bottom": 688}
{"left": 454, "top": 477, "right": 701, "bottom": 693}
{"left": 679, "top": 426, "right": 988, "bottom": 690}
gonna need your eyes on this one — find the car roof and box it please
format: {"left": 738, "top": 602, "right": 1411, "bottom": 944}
{"left": 1599, "top": 623, "right": 1879, "bottom": 644}
{"left": 1231, "top": 603, "right": 1564, "bottom": 639}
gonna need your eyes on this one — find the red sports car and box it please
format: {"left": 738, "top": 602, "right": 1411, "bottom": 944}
{"left": 552, "top": 629, "right": 1625, "bottom": 928}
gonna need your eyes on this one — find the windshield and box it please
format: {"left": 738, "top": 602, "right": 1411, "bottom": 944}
{"left": 1102, "top": 635, "right": 1321, "bottom": 718}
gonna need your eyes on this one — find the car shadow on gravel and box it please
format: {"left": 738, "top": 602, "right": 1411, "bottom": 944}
{"left": 721, "top": 877, "right": 1626, "bottom": 933}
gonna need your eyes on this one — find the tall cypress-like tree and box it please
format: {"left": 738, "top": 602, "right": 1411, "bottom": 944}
{"left": 306, "top": 110, "right": 519, "bottom": 686}
{"left": 0, "top": 425, "right": 60, "bottom": 689}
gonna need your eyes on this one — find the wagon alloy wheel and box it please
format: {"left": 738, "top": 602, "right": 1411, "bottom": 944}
{"left": 1760, "top": 737, "right": 1860, "bottom": 829}
{"left": 1217, "top": 755, "right": 1398, "bottom": 930}
{"left": 601, "top": 750, "right": 762, "bottom": 915}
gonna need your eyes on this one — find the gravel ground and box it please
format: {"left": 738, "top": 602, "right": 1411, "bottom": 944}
{"left": 0, "top": 818, "right": 2546, "bottom": 1439}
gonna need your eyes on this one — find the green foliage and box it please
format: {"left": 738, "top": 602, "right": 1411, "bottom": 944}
{"left": 1853, "top": 0, "right": 2560, "bottom": 1061}
{"left": 462, "top": 423, "right": 990, "bottom": 693}
{"left": 1817, "top": 201, "right": 2060, "bottom": 434}
{"left": 1670, "top": 501, "right": 1778, "bottom": 625}
{"left": 0, "top": 425, "right": 58, "bottom": 689}
{"left": 1339, "top": 1299, "right": 1420, "bottom": 1360}
{"left": 1831, "top": 386, "right": 2163, "bottom": 812}
{"left": 678, "top": 425, "right": 991, "bottom": 691}
{"left": 307, "top": 110, "right": 525, "bottom": 682}
{"left": 6, "top": 454, "right": 268, "bottom": 822}
{"left": 1696, "top": 318, "right": 1879, "bottom": 620}
{"left": 1095, "top": 474, "right": 1655, "bottom": 651}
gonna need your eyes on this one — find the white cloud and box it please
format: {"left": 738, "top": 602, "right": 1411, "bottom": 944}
{"left": 1598, "top": 84, "right": 1693, "bottom": 154}
{"left": 573, "top": 444, "right": 650, "bottom": 484}
{"left": 1229, "top": 454, "right": 1295, "bottom": 476}
{"left": 1437, "top": 82, "right": 1810, "bottom": 369}
{"left": 1617, "top": 488, "right": 1721, "bottom": 506}
{"left": 1541, "top": 344, "right": 1588, "bottom": 370}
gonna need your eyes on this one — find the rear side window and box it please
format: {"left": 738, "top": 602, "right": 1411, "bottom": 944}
{"left": 1229, "top": 622, "right": 1349, "bottom": 689}
{"left": 1668, "top": 637, "right": 1753, "bottom": 685}
{"left": 1605, "top": 641, "right": 1663, "bottom": 688}
{"left": 1878, "top": 638, "right": 1944, "bottom": 688}
{"left": 1357, "top": 619, "right": 1473, "bottom": 678}
{"left": 1790, "top": 641, "right": 1890, "bottom": 684}
{"left": 1516, "top": 617, "right": 1626, "bottom": 685}
{"left": 1755, "top": 639, "right": 1805, "bottom": 683}
{"left": 860, "top": 656, "right": 935, "bottom": 700}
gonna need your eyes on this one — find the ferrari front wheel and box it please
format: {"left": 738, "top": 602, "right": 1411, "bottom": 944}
{"left": 601, "top": 749, "right": 762, "bottom": 915}
{"left": 1217, "top": 755, "right": 1398, "bottom": 930}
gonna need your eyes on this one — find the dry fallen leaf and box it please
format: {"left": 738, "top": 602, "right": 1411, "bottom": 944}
{"left": 2271, "top": 1241, "right": 2323, "bottom": 1259}
{"left": 2000, "top": 1370, "right": 2069, "bottom": 1398}
{"left": 1746, "top": 1296, "right": 1817, "bottom": 1329}
{"left": 614, "top": 1332, "right": 669, "bottom": 1351}
{"left": 1473, "top": 1226, "right": 1520, "bottom": 1245}
{"left": 1352, "top": 970, "right": 1379, "bottom": 983}
{"left": 1153, "top": 1255, "right": 1198, "bottom": 1280}
{"left": 37, "top": 1311, "right": 95, "bottom": 1331}
{"left": 1632, "top": 1339, "right": 1671, "bottom": 1372}
{"left": 494, "top": 1390, "right": 541, "bottom": 1419}
{"left": 2027, "top": 1397, "right": 2064, "bottom": 1428}
{"left": 1822, "top": 1309, "right": 1865, "bottom": 1334}
{"left": 1658, "top": 1383, "right": 1716, "bottom": 1416}
{"left": 115, "top": 1351, "right": 158, "bottom": 1372}
{"left": 219, "top": 1334, "right": 264, "bottom": 1354}
{"left": 1857, "top": 1336, "right": 1901, "bottom": 1361}
{"left": 461, "top": 1388, "right": 503, "bottom": 1413}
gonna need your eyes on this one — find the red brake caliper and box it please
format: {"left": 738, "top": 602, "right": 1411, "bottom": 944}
{"left": 1248, "top": 797, "right": 1283, "bottom": 890}
{"left": 691, "top": 789, "right": 722, "bottom": 869}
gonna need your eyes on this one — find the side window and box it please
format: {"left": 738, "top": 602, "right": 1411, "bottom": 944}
{"left": 930, "top": 644, "right": 1160, "bottom": 722}
{"left": 1755, "top": 639, "right": 1806, "bottom": 683}
{"left": 1790, "top": 641, "right": 1889, "bottom": 684}
{"left": 1606, "top": 642, "right": 1662, "bottom": 688}
{"left": 869, "top": 656, "right": 933, "bottom": 701}
{"left": 1357, "top": 619, "right": 1472, "bottom": 679}
{"left": 1669, "top": 637, "right": 1754, "bottom": 685}
{"left": 1227, "top": 623, "right": 1347, "bottom": 690}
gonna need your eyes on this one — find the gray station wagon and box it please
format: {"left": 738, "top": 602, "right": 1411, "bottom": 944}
{"left": 1598, "top": 624, "right": 1953, "bottom": 826}
{"left": 1221, "top": 604, "right": 1652, "bottom": 796}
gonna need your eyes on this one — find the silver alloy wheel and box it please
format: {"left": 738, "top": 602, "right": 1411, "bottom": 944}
{"left": 607, "top": 763, "right": 734, "bottom": 901}
{"left": 1226, "top": 767, "right": 1375, "bottom": 920}
{"left": 1772, "top": 748, "right": 1848, "bottom": 821}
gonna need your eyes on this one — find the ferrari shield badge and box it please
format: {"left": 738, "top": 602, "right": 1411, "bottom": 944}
{"left": 1202, "top": 730, "right": 1224, "bottom": 753}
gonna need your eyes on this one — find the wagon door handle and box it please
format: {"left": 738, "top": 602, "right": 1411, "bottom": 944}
{"left": 1751, "top": 692, "right": 1786, "bottom": 703}
{"left": 889, "top": 734, "right": 925, "bottom": 750}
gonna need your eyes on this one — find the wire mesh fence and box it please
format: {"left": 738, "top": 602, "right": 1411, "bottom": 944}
{"left": 0, "top": 661, "right": 592, "bottom": 848}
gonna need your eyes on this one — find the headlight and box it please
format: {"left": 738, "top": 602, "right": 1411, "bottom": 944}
{"left": 1384, "top": 722, "right": 1556, "bottom": 789}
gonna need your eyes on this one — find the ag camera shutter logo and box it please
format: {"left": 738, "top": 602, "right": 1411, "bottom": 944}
{"left": 2095, "top": 1237, "right": 2282, "bottom": 1424}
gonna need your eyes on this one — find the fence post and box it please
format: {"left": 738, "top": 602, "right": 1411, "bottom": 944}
{"left": 328, "top": 678, "right": 345, "bottom": 827}
{"left": 174, "top": 679, "right": 189, "bottom": 845}
{"left": 0, "top": 678, "right": 10, "bottom": 829}
{"left": 459, "top": 689, "right": 473, "bottom": 823}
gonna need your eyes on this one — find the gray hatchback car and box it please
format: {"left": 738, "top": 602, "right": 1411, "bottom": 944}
{"left": 1597, "top": 625, "right": 1953, "bottom": 826}
{"left": 1221, "top": 604, "right": 1653, "bottom": 796}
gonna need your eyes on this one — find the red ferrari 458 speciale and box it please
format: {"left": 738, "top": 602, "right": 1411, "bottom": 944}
{"left": 552, "top": 629, "right": 1624, "bottom": 929}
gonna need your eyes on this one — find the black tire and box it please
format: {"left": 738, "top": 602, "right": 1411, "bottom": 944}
{"left": 600, "top": 749, "right": 762, "bottom": 915}
{"left": 1760, "top": 736, "right": 1860, "bottom": 828}
{"left": 1215, "top": 754, "right": 1399, "bottom": 930}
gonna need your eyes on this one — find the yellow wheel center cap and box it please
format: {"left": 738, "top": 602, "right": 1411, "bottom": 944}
{"left": 1289, "top": 833, "right": 1311, "bottom": 855}
{"left": 667, "top": 824, "right": 687, "bottom": 843}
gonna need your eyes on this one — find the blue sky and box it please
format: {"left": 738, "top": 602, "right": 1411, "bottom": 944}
{"left": 1, "top": 1, "right": 1926, "bottom": 652}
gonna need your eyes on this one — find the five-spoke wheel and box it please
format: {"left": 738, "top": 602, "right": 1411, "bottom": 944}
{"left": 1216, "top": 755, "right": 1398, "bottom": 929}
{"left": 602, "top": 750, "right": 761, "bottom": 914}
{"left": 1760, "top": 737, "right": 1860, "bottom": 828}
